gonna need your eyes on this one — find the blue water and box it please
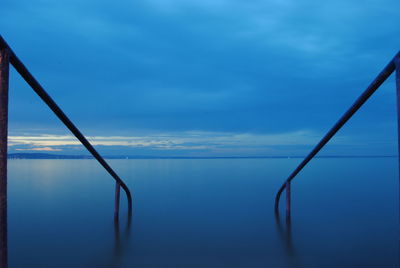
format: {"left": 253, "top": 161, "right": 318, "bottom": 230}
{"left": 7, "top": 158, "right": 399, "bottom": 267}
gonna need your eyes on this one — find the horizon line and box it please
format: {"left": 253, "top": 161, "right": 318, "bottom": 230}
{"left": 7, "top": 152, "right": 398, "bottom": 159}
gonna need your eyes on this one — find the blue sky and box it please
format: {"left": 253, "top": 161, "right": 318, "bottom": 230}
{"left": 1, "top": 0, "right": 400, "bottom": 156}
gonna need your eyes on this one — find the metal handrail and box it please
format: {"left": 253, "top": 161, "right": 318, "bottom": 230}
{"left": 275, "top": 51, "right": 400, "bottom": 216}
{"left": 0, "top": 35, "right": 132, "bottom": 217}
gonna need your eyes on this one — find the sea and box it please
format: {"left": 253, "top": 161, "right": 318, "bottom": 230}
{"left": 7, "top": 158, "right": 399, "bottom": 267}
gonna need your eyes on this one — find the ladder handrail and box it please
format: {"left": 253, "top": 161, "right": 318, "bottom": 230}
{"left": 275, "top": 51, "right": 400, "bottom": 213}
{"left": 0, "top": 35, "right": 132, "bottom": 215}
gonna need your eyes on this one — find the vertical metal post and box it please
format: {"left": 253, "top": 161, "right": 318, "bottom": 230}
{"left": 0, "top": 47, "right": 10, "bottom": 268}
{"left": 114, "top": 182, "right": 121, "bottom": 222}
{"left": 394, "top": 56, "right": 400, "bottom": 243}
{"left": 285, "top": 181, "right": 291, "bottom": 221}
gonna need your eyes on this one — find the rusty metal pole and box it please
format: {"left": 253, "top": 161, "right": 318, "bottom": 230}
{"left": 114, "top": 182, "right": 121, "bottom": 222}
{"left": 0, "top": 46, "right": 10, "bottom": 268}
{"left": 285, "top": 181, "right": 291, "bottom": 221}
{"left": 274, "top": 51, "right": 399, "bottom": 213}
{"left": 0, "top": 36, "right": 132, "bottom": 216}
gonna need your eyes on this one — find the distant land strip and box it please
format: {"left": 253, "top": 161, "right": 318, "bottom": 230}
{"left": 7, "top": 153, "right": 398, "bottom": 159}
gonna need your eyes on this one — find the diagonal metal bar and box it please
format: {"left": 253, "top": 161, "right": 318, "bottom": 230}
{"left": 0, "top": 35, "right": 132, "bottom": 214}
{"left": 275, "top": 51, "right": 400, "bottom": 213}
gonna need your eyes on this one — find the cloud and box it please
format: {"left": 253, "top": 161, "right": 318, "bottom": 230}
{"left": 7, "top": 129, "right": 394, "bottom": 156}
{"left": 15, "top": 147, "right": 62, "bottom": 152}
{"left": 8, "top": 129, "right": 344, "bottom": 151}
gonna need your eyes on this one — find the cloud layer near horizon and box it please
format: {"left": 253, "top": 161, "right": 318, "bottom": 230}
{"left": 7, "top": 129, "right": 396, "bottom": 156}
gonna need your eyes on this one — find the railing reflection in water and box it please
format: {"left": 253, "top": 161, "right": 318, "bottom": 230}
{"left": 274, "top": 211, "right": 303, "bottom": 268}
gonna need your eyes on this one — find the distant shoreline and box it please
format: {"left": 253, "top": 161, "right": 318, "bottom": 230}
{"left": 7, "top": 153, "right": 398, "bottom": 159}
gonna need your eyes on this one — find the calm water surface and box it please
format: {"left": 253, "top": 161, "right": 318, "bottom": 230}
{"left": 7, "top": 158, "right": 399, "bottom": 267}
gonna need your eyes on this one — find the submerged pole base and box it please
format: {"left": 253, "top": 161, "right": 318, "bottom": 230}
{"left": 114, "top": 182, "right": 121, "bottom": 222}
{"left": 285, "top": 181, "right": 291, "bottom": 222}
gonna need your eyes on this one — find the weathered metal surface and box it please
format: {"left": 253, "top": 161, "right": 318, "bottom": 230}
{"left": 0, "top": 47, "right": 10, "bottom": 268}
{"left": 275, "top": 51, "right": 400, "bottom": 213}
{"left": 0, "top": 35, "right": 132, "bottom": 215}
